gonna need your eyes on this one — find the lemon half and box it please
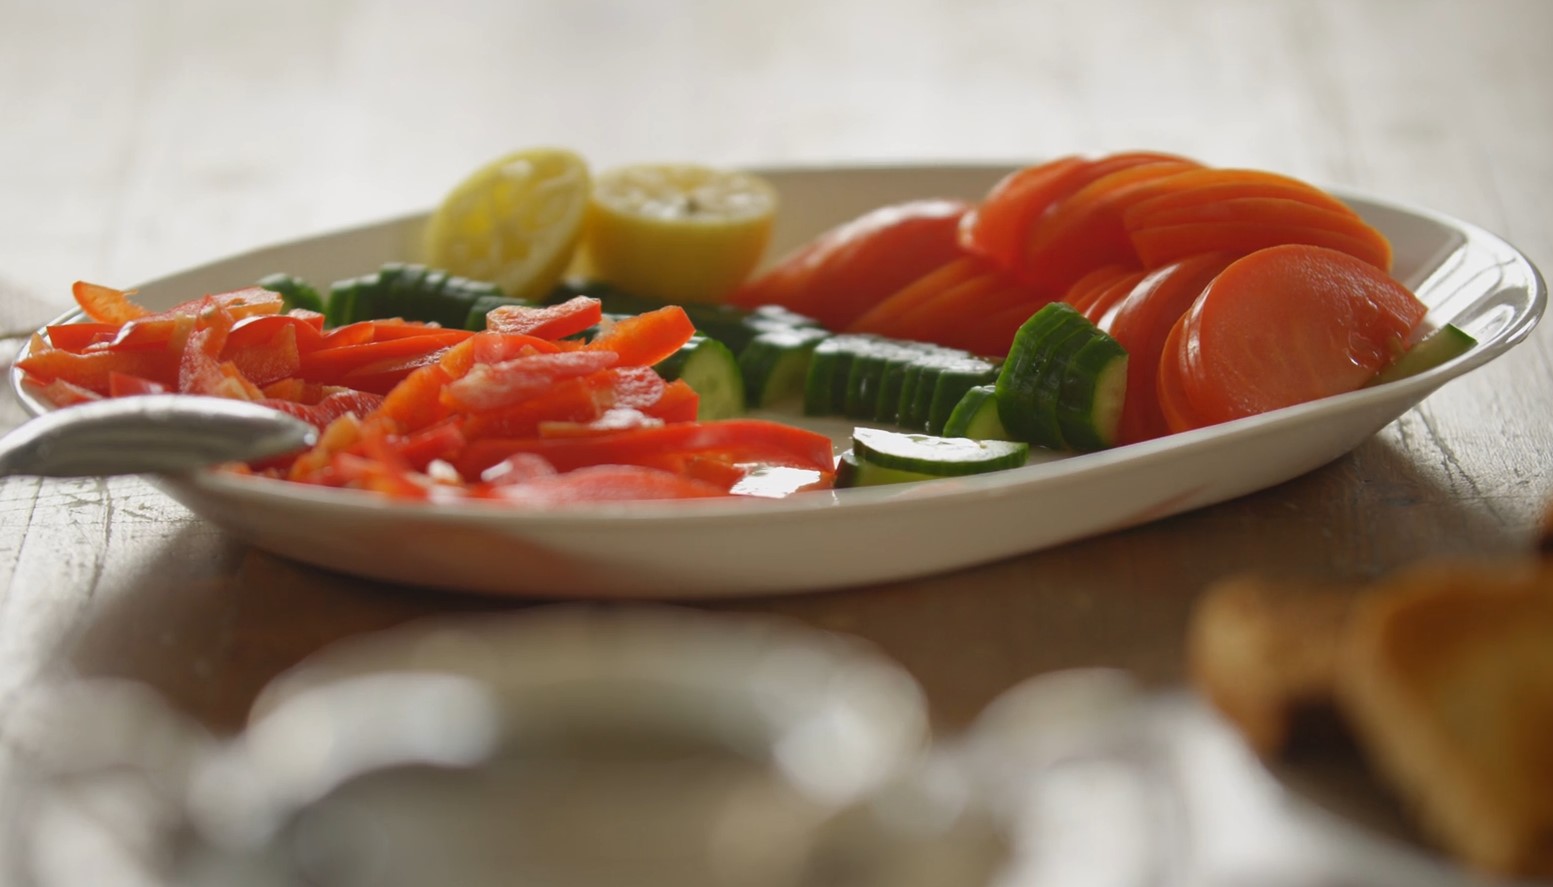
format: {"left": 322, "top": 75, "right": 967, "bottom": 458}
{"left": 422, "top": 147, "right": 591, "bottom": 300}
{"left": 583, "top": 163, "right": 778, "bottom": 304}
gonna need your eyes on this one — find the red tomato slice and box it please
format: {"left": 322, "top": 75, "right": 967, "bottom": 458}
{"left": 1176, "top": 244, "right": 1427, "bottom": 426}
{"left": 1099, "top": 253, "right": 1233, "bottom": 444}
{"left": 959, "top": 156, "right": 1090, "bottom": 269}
{"left": 1020, "top": 160, "right": 1198, "bottom": 294}
{"left": 485, "top": 296, "right": 603, "bottom": 340}
{"left": 730, "top": 199, "right": 971, "bottom": 330}
{"left": 960, "top": 152, "right": 1203, "bottom": 285}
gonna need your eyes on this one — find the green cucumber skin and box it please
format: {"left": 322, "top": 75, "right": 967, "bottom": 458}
{"left": 851, "top": 427, "right": 1029, "bottom": 477}
{"left": 835, "top": 450, "right": 936, "bottom": 488}
{"left": 1054, "top": 338, "right": 1128, "bottom": 451}
{"left": 1370, "top": 323, "right": 1477, "bottom": 385}
{"left": 927, "top": 359, "right": 1000, "bottom": 436}
{"left": 995, "top": 302, "right": 1128, "bottom": 452}
{"left": 996, "top": 312, "right": 1079, "bottom": 449}
{"left": 739, "top": 327, "right": 830, "bottom": 410}
{"left": 256, "top": 273, "right": 325, "bottom": 314}
{"left": 943, "top": 385, "right": 1011, "bottom": 441}
{"left": 657, "top": 336, "right": 745, "bottom": 421}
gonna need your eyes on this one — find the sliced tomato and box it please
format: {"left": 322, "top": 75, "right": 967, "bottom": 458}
{"left": 960, "top": 152, "right": 1203, "bottom": 286}
{"left": 485, "top": 296, "right": 603, "bottom": 340}
{"left": 1099, "top": 253, "right": 1234, "bottom": 444}
{"left": 730, "top": 199, "right": 971, "bottom": 330}
{"left": 846, "top": 256, "right": 984, "bottom": 337}
{"left": 959, "top": 156, "right": 1090, "bottom": 269}
{"left": 1019, "top": 160, "right": 1198, "bottom": 294}
{"left": 585, "top": 305, "right": 695, "bottom": 367}
{"left": 1126, "top": 198, "right": 1393, "bottom": 271}
{"left": 1174, "top": 244, "right": 1426, "bottom": 426}
{"left": 1074, "top": 269, "right": 1148, "bottom": 325}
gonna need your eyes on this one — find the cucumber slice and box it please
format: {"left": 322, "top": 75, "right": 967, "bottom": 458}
{"left": 326, "top": 275, "right": 371, "bottom": 327}
{"left": 257, "top": 273, "right": 325, "bottom": 314}
{"left": 927, "top": 356, "right": 1000, "bottom": 435}
{"left": 852, "top": 427, "right": 1028, "bottom": 477}
{"left": 739, "top": 327, "right": 830, "bottom": 410}
{"left": 834, "top": 450, "right": 938, "bottom": 488}
{"left": 804, "top": 334, "right": 876, "bottom": 416}
{"left": 996, "top": 302, "right": 1127, "bottom": 451}
{"left": 844, "top": 338, "right": 915, "bottom": 420}
{"left": 942, "top": 385, "right": 1011, "bottom": 440}
{"left": 656, "top": 335, "right": 745, "bottom": 420}
{"left": 1055, "top": 337, "right": 1128, "bottom": 451}
{"left": 1369, "top": 323, "right": 1477, "bottom": 385}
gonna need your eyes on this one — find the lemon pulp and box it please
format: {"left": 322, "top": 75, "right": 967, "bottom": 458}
{"left": 583, "top": 163, "right": 778, "bottom": 304}
{"left": 422, "top": 147, "right": 591, "bottom": 300}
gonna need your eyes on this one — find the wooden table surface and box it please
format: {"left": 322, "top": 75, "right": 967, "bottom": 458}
{"left": 2, "top": 0, "right": 1550, "bottom": 882}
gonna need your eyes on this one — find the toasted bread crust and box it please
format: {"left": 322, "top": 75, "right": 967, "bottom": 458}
{"left": 1188, "top": 575, "right": 1356, "bottom": 757}
{"left": 1336, "top": 562, "right": 1553, "bottom": 879}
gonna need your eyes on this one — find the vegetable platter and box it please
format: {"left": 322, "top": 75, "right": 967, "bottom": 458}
{"left": 9, "top": 163, "right": 1545, "bottom": 598}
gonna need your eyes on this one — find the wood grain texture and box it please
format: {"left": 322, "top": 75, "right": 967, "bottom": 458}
{"left": 1, "top": 0, "right": 1551, "bottom": 879}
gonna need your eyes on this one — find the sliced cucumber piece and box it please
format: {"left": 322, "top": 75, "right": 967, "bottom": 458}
{"left": 257, "top": 273, "right": 325, "bottom": 314}
{"left": 1055, "top": 336, "right": 1128, "bottom": 451}
{"left": 942, "top": 385, "right": 1011, "bottom": 440}
{"left": 804, "top": 334, "right": 878, "bottom": 416}
{"left": 740, "top": 327, "right": 830, "bottom": 410}
{"left": 844, "top": 337, "right": 915, "bottom": 420}
{"left": 927, "top": 356, "right": 1000, "bottom": 435}
{"left": 656, "top": 335, "right": 745, "bottom": 421}
{"left": 1369, "top": 323, "right": 1477, "bottom": 385}
{"left": 834, "top": 450, "right": 939, "bottom": 488}
{"left": 326, "top": 275, "right": 371, "bottom": 327}
{"left": 852, "top": 427, "right": 1028, "bottom": 478}
{"left": 996, "top": 302, "right": 1127, "bottom": 451}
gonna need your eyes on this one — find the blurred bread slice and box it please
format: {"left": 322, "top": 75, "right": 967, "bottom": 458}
{"left": 1336, "top": 562, "right": 1553, "bottom": 879}
{"left": 1187, "top": 575, "right": 1356, "bottom": 757}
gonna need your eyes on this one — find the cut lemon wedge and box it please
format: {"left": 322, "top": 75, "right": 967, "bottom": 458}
{"left": 583, "top": 163, "right": 778, "bottom": 304}
{"left": 422, "top": 147, "right": 591, "bottom": 300}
